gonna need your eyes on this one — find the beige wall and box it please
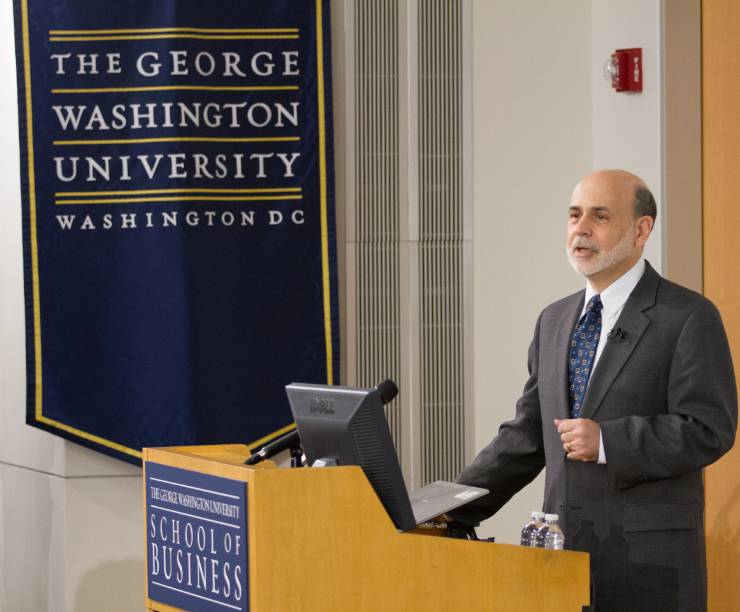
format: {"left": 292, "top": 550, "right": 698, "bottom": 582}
{"left": 591, "top": 0, "right": 664, "bottom": 271}
{"left": 470, "top": 0, "right": 592, "bottom": 541}
{"left": 470, "top": 0, "right": 668, "bottom": 543}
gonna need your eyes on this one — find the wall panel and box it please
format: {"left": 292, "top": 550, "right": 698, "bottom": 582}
{"left": 702, "top": 1, "right": 740, "bottom": 609}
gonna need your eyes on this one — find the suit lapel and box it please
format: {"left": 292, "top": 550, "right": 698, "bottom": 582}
{"left": 579, "top": 262, "right": 660, "bottom": 420}
{"left": 555, "top": 292, "right": 585, "bottom": 420}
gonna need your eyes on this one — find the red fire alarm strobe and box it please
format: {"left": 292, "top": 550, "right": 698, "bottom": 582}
{"left": 607, "top": 47, "right": 642, "bottom": 93}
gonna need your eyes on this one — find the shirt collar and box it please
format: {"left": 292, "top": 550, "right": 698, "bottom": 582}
{"left": 583, "top": 257, "right": 646, "bottom": 319}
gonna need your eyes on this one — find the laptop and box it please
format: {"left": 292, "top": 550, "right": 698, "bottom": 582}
{"left": 409, "top": 480, "right": 488, "bottom": 525}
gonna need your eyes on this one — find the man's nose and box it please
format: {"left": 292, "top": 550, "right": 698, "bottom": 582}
{"left": 573, "top": 216, "right": 592, "bottom": 235}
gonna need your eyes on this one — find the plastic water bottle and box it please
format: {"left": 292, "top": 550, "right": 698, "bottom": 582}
{"left": 534, "top": 513, "right": 557, "bottom": 548}
{"left": 533, "top": 515, "right": 549, "bottom": 548}
{"left": 519, "top": 511, "right": 539, "bottom": 547}
{"left": 532, "top": 511, "right": 545, "bottom": 541}
{"left": 543, "top": 514, "right": 565, "bottom": 550}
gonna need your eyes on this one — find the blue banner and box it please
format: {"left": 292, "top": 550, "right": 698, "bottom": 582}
{"left": 13, "top": 0, "right": 338, "bottom": 463}
{"left": 146, "top": 462, "right": 249, "bottom": 611}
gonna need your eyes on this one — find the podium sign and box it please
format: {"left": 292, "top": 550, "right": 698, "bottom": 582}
{"left": 145, "top": 462, "right": 248, "bottom": 611}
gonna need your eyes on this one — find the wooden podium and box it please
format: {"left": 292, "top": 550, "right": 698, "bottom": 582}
{"left": 143, "top": 445, "right": 590, "bottom": 612}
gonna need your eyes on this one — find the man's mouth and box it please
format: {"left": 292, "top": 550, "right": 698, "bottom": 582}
{"left": 572, "top": 246, "right": 597, "bottom": 256}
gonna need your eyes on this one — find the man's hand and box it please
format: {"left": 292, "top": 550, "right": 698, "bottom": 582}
{"left": 554, "top": 418, "right": 600, "bottom": 462}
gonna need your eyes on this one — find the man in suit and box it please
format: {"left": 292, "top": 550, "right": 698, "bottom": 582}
{"left": 450, "top": 170, "right": 737, "bottom": 611}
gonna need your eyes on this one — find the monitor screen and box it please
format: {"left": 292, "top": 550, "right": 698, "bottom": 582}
{"left": 285, "top": 382, "right": 416, "bottom": 531}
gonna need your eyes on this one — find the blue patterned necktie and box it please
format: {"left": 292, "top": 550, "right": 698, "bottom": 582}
{"left": 568, "top": 294, "right": 603, "bottom": 418}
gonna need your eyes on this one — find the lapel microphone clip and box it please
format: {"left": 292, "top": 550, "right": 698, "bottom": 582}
{"left": 607, "top": 327, "right": 628, "bottom": 341}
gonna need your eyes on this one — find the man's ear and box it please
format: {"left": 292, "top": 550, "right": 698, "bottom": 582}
{"left": 635, "top": 216, "right": 654, "bottom": 248}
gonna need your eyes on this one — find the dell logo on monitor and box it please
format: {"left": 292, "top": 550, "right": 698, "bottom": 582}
{"left": 309, "top": 397, "right": 335, "bottom": 415}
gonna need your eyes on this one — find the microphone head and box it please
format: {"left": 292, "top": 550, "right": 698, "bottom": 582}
{"left": 244, "top": 451, "right": 264, "bottom": 466}
{"left": 375, "top": 378, "right": 399, "bottom": 405}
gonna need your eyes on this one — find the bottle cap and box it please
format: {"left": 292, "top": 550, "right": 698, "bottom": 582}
{"left": 545, "top": 513, "right": 559, "bottom": 522}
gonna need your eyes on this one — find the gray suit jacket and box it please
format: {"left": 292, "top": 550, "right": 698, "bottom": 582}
{"left": 453, "top": 262, "right": 737, "bottom": 612}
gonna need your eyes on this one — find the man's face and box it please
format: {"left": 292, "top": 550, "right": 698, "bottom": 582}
{"left": 565, "top": 176, "right": 642, "bottom": 280}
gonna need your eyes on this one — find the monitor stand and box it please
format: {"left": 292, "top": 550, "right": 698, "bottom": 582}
{"left": 290, "top": 444, "right": 305, "bottom": 468}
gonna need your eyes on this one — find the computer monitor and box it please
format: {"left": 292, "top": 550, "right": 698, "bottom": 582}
{"left": 285, "top": 382, "right": 416, "bottom": 531}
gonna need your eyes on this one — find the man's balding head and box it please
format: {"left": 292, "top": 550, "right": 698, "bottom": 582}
{"left": 566, "top": 170, "right": 655, "bottom": 292}
{"left": 573, "top": 170, "right": 656, "bottom": 222}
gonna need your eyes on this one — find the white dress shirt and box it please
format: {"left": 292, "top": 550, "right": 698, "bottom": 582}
{"left": 578, "top": 257, "right": 646, "bottom": 463}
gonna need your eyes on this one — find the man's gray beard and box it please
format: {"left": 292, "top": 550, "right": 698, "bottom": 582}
{"left": 567, "top": 227, "right": 636, "bottom": 278}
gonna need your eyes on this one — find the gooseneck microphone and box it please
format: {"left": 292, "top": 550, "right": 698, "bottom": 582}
{"left": 244, "top": 429, "right": 301, "bottom": 465}
{"left": 244, "top": 378, "right": 399, "bottom": 466}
